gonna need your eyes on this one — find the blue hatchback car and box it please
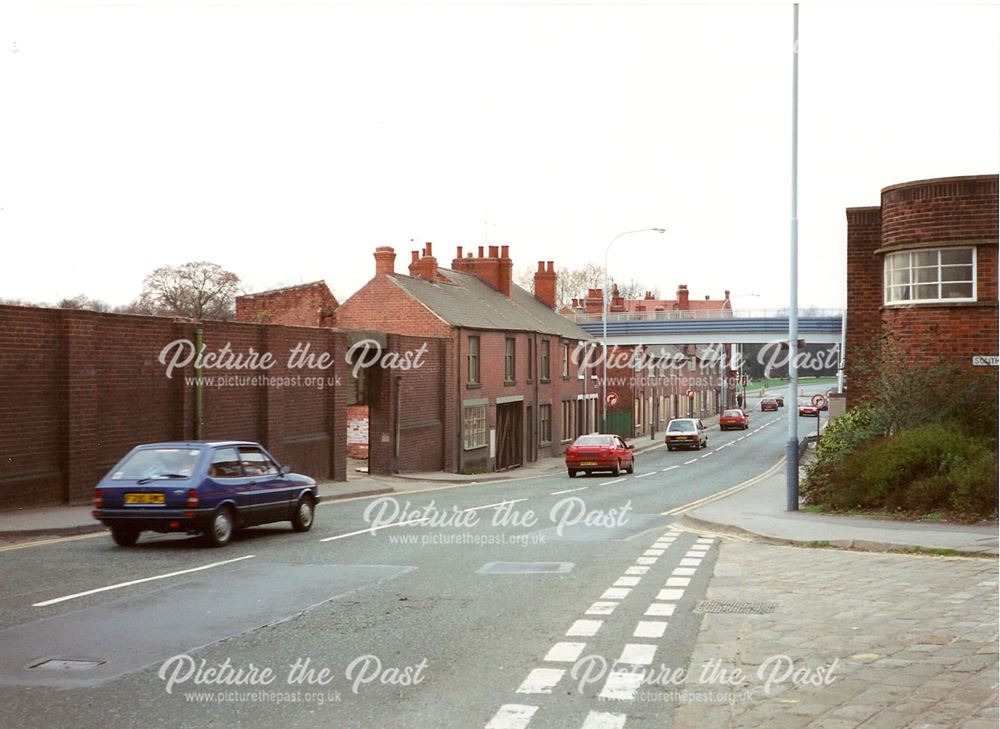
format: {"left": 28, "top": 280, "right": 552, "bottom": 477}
{"left": 92, "top": 441, "right": 318, "bottom": 547}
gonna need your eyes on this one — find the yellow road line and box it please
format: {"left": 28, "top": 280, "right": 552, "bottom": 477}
{"left": 661, "top": 457, "right": 786, "bottom": 516}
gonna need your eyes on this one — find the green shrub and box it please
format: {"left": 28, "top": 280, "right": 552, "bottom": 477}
{"left": 818, "top": 424, "right": 997, "bottom": 516}
{"left": 949, "top": 450, "right": 999, "bottom": 514}
{"left": 801, "top": 403, "right": 885, "bottom": 505}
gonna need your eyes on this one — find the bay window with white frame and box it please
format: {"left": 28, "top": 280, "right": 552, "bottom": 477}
{"left": 883, "top": 247, "right": 976, "bottom": 305}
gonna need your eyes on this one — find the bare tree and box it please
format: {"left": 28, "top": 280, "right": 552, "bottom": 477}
{"left": 139, "top": 261, "right": 241, "bottom": 320}
{"left": 57, "top": 294, "right": 111, "bottom": 312}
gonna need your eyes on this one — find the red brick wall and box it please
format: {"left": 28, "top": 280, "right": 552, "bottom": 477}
{"left": 235, "top": 281, "right": 338, "bottom": 327}
{"left": 845, "top": 175, "right": 999, "bottom": 407}
{"left": 335, "top": 275, "right": 452, "bottom": 338}
{"left": 454, "top": 330, "right": 589, "bottom": 472}
{"left": 880, "top": 176, "right": 998, "bottom": 249}
{"left": 366, "top": 335, "right": 453, "bottom": 475}
{"left": 0, "top": 305, "right": 347, "bottom": 509}
{"left": 844, "top": 207, "right": 884, "bottom": 407}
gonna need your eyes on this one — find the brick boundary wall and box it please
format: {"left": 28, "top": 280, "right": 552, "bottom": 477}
{"left": 0, "top": 305, "right": 347, "bottom": 509}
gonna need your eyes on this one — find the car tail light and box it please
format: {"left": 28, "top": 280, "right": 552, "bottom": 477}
{"left": 93, "top": 489, "right": 103, "bottom": 509}
{"left": 186, "top": 489, "right": 199, "bottom": 508}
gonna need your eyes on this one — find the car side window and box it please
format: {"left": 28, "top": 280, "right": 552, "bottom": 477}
{"left": 616, "top": 437, "right": 627, "bottom": 449}
{"left": 238, "top": 447, "right": 279, "bottom": 476}
{"left": 210, "top": 448, "right": 243, "bottom": 478}
{"left": 698, "top": 420, "right": 705, "bottom": 429}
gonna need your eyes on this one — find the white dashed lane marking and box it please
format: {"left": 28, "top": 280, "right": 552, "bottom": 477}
{"left": 463, "top": 499, "right": 528, "bottom": 513}
{"left": 544, "top": 642, "right": 587, "bottom": 663}
{"left": 645, "top": 603, "right": 676, "bottom": 616}
{"left": 614, "top": 576, "right": 641, "bottom": 587}
{"left": 581, "top": 711, "right": 627, "bottom": 729}
{"left": 599, "top": 670, "right": 645, "bottom": 700}
{"left": 601, "top": 587, "right": 632, "bottom": 600}
{"left": 665, "top": 577, "right": 690, "bottom": 587}
{"left": 672, "top": 567, "right": 696, "bottom": 576}
{"left": 625, "top": 566, "right": 649, "bottom": 575}
{"left": 679, "top": 558, "right": 701, "bottom": 566}
{"left": 617, "top": 643, "right": 657, "bottom": 665}
{"left": 600, "top": 478, "right": 626, "bottom": 486}
{"left": 701, "top": 452, "right": 713, "bottom": 458}
{"left": 586, "top": 602, "right": 618, "bottom": 615}
{"left": 636, "top": 557, "right": 657, "bottom": 566}
{"left": 657, "top": 588, "right": 685, "bottom": 601}
{"left": 683, "top": 458, "right": 698, "bottom": 465}
{"left": 516, "top": 668, "right": 564, "bottom": 694}
{"left": 634, "top": 471, "right": 656, "bottom": 479}
{"left": 550, "top": 486, "right": 588, "bottom": 495}
{"left": 485, "top": 704, "right": 538, "bottom": 729}
{"left": 567, "top": 619, "right": 603, "bottom": 637}
{"left": 661, "top": 465, "right": 680, "bottom": 472}
{"left": 633, "top": 621, "right": 668, "bottom": 639}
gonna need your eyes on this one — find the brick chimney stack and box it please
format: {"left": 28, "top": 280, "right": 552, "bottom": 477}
{"left": 451, "top": 244, "right": 516, "bottom": 298}
{"left": 374, "top": 246, "right": 396, "bottom": 276}
{"left": 408, "top": 242, "right": 440, "bottom": 281}
{"left": 676, "top": 284, "right": 690, "bottom": 310}
{"left": 534, "top": 261, "right": 557, "bottom": 309}
{"left": 498, "top": 245, "right": 512, "bottom": 298}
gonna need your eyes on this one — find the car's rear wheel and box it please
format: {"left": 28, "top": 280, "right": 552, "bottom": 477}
{"left": 205, "top": 506, "right": 234, "bottom": 547}
{"left": 568, "top": 469, "right": 577, "bottom": 478}
{"left": 667, "top": 445, "right": 674, "bottom": 451}
{"left": 610, "top": 460, "right": 621, "bottom": 477}
{"left": 626, "top": 458, "right": 634, "bottom": 474}
{"left": 291, "top": 495, "right": 315, "bottom": 532}
{"left": 111, "top": 526, "right": 140, "bottom": 547}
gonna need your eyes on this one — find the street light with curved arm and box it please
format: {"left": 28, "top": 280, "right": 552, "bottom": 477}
{"left": 601, "top": 227, "right": 666, "bottom": 432}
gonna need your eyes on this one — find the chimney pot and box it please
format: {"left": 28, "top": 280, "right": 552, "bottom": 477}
{"left": 500, "top": 244, "right": 509, "bottom": 258}
{"left": 478, "top": 246, "right": 484, "bottom": 257}
{"left": 373, "top": 246, "right": 396, "bottom": 276}
{"left": 488, "top": 245, "right": 499, "bottom": 258}
{"left": 546, "top": 261, "right": 554, "bottom": 273}
{"left": 411, "top": 250, "right": 420, "bottom": 263}
{"left": 424, "top": 242, "right": 433, "bottom": 257}
{"left": 537, "top": 261, "right": 545, "bottom": 272}
{"left": 456, "top": 245, "right": 463, "bottom": 259}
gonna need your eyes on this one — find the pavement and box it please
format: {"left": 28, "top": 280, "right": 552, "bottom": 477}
{"left": 673, "top": 540, "right": 999, "bottom": 729}
{"left": 678, "top": 459, "right": 999, "bottom": 557}
{"left": 0, "top": 430, "right": 671, "bottom": 538}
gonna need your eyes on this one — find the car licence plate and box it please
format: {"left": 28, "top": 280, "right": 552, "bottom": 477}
{"left": 124, "top": 493, "right": 165, "bottom": 505}
{"left": 580, "top": 461, "right": 598, "bottom": 466}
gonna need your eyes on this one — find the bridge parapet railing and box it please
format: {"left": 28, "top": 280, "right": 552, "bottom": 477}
{"left": 572, "top": 308, "right": 844, "bottom": 324}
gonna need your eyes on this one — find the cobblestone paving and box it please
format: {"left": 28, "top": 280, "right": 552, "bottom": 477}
{"left": 674, "top": 541, "right": 999, "bottom": 729}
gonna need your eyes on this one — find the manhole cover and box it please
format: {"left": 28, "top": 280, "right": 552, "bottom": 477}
{"left": 477, "top": 562, "right": 573, "bottom": 575}
{"left": 694, "top": 600, "right": 777, "bottom": 615}
{"left": 28, "top": 659, "right": 106, "bottom": 671}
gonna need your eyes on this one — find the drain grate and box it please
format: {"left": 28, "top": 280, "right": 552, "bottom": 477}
{"left": 477, "top": 562, "right": 574, "bottom": 575}
{"left": 28, "top": 658, "right": 106, "bottom": 671}
{"left": 695, "top": 600, "right": 777, "bottom": 615}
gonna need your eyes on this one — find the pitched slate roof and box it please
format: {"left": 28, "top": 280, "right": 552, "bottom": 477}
{"left": 389, "top": 268, "right": 591, "bottom": 340}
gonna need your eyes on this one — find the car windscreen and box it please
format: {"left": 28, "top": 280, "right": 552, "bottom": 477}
{"left": 573, "top": 435, "right": 614, "bottom": 447}
{"left": 668, "top": 421, "right": 696, "bottom": 432}
{"left": 111, "top": 448, "right": 202, "bottom": 481}
{"left": 723, "top": 410, "right": 743, "bottom": 417}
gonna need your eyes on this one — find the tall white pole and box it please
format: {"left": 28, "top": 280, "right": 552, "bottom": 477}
{"left": 786, "top": 3, "right": 800, "bottom": 511}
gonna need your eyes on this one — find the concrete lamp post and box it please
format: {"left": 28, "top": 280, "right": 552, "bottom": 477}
{"left": 601, "top": 228, "right": 666, "bottom": 433}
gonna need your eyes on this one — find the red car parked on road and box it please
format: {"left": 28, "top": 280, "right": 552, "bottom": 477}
{"left": 565, "top": 434, "right": 635, "bottom": 477}
{"left": 760, "top": 398, "right": 779, "bottom": 412}
{"left": 719, "top": 409, "right": 750, "bottom": 430}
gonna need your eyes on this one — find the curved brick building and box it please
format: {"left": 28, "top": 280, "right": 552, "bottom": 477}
{"left": 845, "top": 174, "right": 998, "bottom": 406}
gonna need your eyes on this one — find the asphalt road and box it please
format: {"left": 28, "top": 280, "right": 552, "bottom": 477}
{"left": 0, "top": 387, "right": 830, "bottom": 729}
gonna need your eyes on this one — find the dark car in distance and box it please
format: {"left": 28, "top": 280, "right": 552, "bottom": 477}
{"left": 92, "top": 441, "right": 318, "bottom": 547}
{"left": 760, "top": 398, "right": 779, "bottom": 412}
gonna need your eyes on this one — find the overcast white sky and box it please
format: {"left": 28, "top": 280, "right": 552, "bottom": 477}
{"left": 1, "top": 0, "right": 997, "bottom": 312}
